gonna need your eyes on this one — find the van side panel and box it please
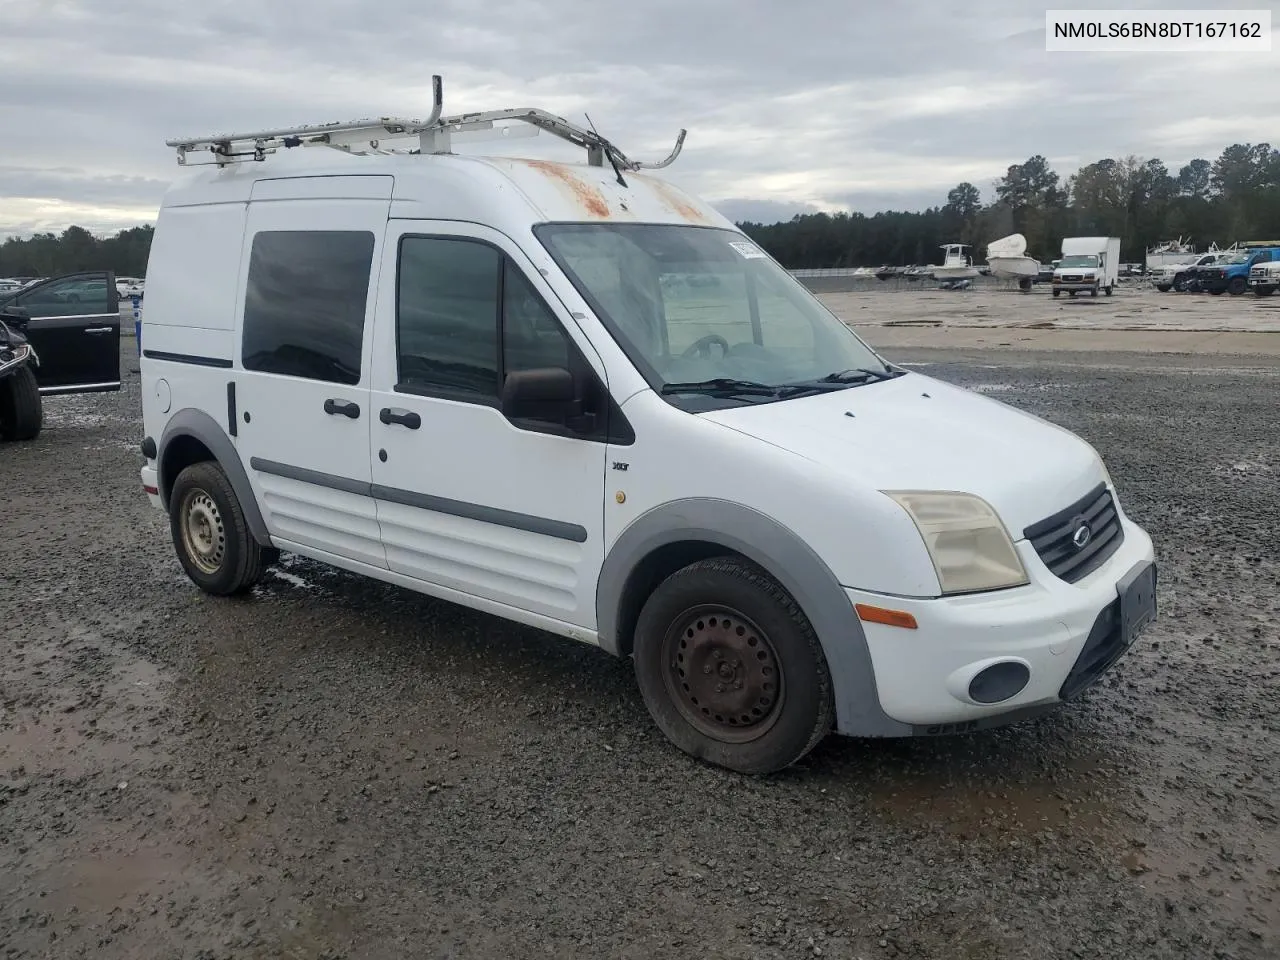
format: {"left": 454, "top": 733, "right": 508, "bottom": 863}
{"left": 140, "top": 203, "right": 250, "bottom": 496}
{"left": 142, "top": 203, "right": 248, "bottom": 335}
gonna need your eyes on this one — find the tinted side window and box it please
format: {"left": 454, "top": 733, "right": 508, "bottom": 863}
{"left": 241, "top": 231, "right": 374, "bottom": 385}
{"left": 397, "top": 237, "right": 501, "bottom": 399}
{"left": 503, "top": 260, "right": 570, "bottom": 373}
{"left": 20, "top": 275, "right": 111, "bottom": 318}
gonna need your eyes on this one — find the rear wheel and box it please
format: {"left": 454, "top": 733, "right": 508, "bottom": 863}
{"left": 169, "top": 460, "right": 268, "bottom": 595}
{"left": 0, "top": 366, "right": 42, "bottom": 442}
{"left": 633, "top": 557, "right": 834, "bottom": 774}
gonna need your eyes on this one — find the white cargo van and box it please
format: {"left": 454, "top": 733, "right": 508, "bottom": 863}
{"left": 138, "top": 80, "right": 1157, "bottom": 773}
{"left": 1052, "top": 237, "right": 1121, "bottom": 297}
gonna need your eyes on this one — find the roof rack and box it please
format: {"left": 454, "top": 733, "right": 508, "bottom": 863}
{"left": 165, "top": 75, "right": 686, "bottom": 175}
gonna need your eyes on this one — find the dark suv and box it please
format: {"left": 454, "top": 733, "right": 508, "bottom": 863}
{"left": 0, "top": 272, "right": 122, "bottom": 442}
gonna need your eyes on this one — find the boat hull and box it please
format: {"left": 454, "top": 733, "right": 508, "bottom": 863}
{"left": 932, "top": 266, "right": 980, "bottom": 280}
{"left": 987, "top": 256, "right": 1039, "bottom": 278}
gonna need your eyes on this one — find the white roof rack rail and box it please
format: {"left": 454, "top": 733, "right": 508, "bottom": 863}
{"left": 165, "top": 75, "right": 686, "bottom": 179}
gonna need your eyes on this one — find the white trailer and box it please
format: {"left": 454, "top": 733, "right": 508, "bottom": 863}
{"left": 1052, "top": 236, "right": 1121, "bottom": 297}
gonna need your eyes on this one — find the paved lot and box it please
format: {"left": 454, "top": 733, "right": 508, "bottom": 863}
{"left": 817, "top": 280, "right": 1280, "bottom": 332}
{"left": 2, "top": 336, "right": 1278, "bottom": 959}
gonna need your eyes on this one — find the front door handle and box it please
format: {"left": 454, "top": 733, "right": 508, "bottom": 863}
{"left": 379, "top": 407, "right": 421, "bottom": 429}
{"left": 84, "top": 327, "right": 113, "bottom": 334}
{"left": 323, "top": 398, "right": 360, "bottom": 419}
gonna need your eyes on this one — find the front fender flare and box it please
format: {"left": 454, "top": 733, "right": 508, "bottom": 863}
{"left": 596, "top": 498, "right": 910, "bottom": 737}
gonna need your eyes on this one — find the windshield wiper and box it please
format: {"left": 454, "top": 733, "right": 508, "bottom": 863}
{"left": 660, "top": 377, "right": 782, "bottom": 397}
{"left": 815, "top": 366, "right": 905, "bottom": 384}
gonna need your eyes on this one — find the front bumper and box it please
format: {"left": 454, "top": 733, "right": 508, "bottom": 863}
{"left": 849, "top": 514, "right": 1156, "bottom": 730}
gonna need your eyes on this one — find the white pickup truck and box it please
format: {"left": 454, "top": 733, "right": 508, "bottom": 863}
{"left": 1150, "top": 252, "right": 1222, "bottom": 292}
{"left": 1248, "top": 259, "right": 1280, "bottom": 296}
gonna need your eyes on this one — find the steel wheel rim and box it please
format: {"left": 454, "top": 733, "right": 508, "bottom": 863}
{"left": 660, "top": 604, "right": 785, "bottom": 743}
{"left": 181, "top": 488, "right": 225, "bottom": 575}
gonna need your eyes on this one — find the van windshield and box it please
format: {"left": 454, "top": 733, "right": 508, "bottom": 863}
{"left": 1058, "top": 255, "right": 1098, "bottom": 268}
{"left": 533, "top": 223, "right": 893, "bottom": 405}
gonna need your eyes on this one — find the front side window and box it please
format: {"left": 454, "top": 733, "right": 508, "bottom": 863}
{"left": 395, "top": 236, "right": 578, "bottom": 402}
{"left": 241, "top": 230, "right": 374, "bottom": 385}
{"left": 396, "top": 237, "right": 502, "bottom": 399}
{"left": 533, "top": 224, "right": 892, "bottom": 407}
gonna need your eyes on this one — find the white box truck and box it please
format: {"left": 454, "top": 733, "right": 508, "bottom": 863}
{"left": 1052, "top": 237, "right": 1121, "bottom": 297}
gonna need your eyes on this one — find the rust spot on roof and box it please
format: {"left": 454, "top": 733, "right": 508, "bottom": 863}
{"left": 521, "top": 159, "right": 611, "bottom": 218}
{"left": 647, "top": 176, "right": 711, "bottom": 224}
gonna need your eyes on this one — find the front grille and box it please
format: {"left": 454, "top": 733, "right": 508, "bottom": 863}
{"left": 1024, "top": 483, "right": 1124, "bottom": 583}
{"left": 1061, "top": 274, "right": 1083, "bottom": 282}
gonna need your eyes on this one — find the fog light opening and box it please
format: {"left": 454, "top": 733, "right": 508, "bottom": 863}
{"left": 967, "top": 661, "right": 1030, "bottom": 704}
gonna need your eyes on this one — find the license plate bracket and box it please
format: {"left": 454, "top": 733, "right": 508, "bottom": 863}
{"left": 1117, "top": 560, "right": 1157, "bottom": 648}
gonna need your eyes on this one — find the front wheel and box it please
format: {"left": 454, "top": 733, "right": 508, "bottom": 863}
{"left": 1052, "top": 289, "right": 1061, "bottom": 298}
{"left": 1227, "top": 276, "right": 1247, "bottom": 296}
{"left": 169, "top": 460, "right": 269, "bottom": 595}
{"left": 1255, "top": 285, "right": 1276, "bottom": 297}
{"left": 633, "top": 557, "right": 835, "bottom": 774}
{"left": 0, "top": 366, "right": 42, "bottom": 442}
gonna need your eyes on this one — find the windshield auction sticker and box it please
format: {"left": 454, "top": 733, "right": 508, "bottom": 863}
{"left": 729, "top": 241, "right": 766, "bottom": 259}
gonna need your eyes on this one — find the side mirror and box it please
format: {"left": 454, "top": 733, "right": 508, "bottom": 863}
{"left": 0, "top": 305, "right": 29, "bottom": 328}
{"left": 501, "top": 367, "right": 574, "bottom": 411}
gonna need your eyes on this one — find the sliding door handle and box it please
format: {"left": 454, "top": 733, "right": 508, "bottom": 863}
{"left": 323, "top": 398, "right": 360, "bottom": 418}
{"left": 379, "top": 407, "right": 420, "bottom": 429}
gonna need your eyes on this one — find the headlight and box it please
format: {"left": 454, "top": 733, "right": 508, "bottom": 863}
{"left": 883, "top": 491, "right": 1029, "bottom": 594}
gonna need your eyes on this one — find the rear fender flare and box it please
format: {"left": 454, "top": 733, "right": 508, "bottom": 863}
{"left": 158, "top": 407, "right": 270, "bottom": 545}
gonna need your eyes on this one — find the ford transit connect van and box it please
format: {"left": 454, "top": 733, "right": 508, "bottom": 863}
{"left": 139, "top": 80, "right": 1157, "bottom": 773}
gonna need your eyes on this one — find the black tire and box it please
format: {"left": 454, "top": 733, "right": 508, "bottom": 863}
{"left": 1104, "top": 285, "right": 1113, "bottom": 296}
{"left": 1018, "top": 277, "right": 1032, "bottom": 291}
{"left": 1052, "top": 289, "right": 1061, "bottom": 298}
{"left": 1227, "top": 276, "right": 1247, "bottom": 296}
{"left": 169, "top": 460, "right": 268, "bottom": 595}
{"left": 1173, "top": 278, "right": 1187, "bottom": 292}
{"left": 632, "top": 557, "right": 835, "bottom": 774}
{"left": 1255, "top": 285, "right": 1276, "bottom": 297}
{"left": 1090, "top": 286, "right": 1098, "bottom": 297}
{"left": 1155, "top": 283, "right": 1171, "bottom": 292}
{"left": 0, "top": 366, "right": 42, "bottom": 442}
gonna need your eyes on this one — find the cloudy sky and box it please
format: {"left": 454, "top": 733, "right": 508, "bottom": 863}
{"left": 1, "top": 0, "right": 1276, "bottom": 237}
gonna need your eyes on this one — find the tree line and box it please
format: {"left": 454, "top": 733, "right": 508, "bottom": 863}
{"left": 0, "top": 225, "right": 154, "bottom": 279}
{"left": 4, "top": 142, "right": 1279, "bottom": 276}
{"left": 738, "top": 143, "right": 1280, "bottom": 267}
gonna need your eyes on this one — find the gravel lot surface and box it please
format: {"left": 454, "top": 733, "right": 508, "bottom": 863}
{"left": 3, "top": 336, "right": 1278, "bottom": 959}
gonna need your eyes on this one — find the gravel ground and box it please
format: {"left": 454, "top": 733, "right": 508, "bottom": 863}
{"left": 2, "top": 338, "right": 1278, "bottom": 959}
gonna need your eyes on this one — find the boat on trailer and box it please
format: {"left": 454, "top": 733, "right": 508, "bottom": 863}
{"left": 985, "top": 233, "right": 1041, "bottom": 290}
{"left": 931, "top": 243, "right": 980, "bottom": 284}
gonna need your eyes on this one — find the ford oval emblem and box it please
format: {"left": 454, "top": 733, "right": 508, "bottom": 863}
{"left": 1072, "top": 522, "right": 1092, "bottom": 549}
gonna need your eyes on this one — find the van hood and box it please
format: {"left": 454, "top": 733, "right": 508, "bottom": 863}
{"left": 700, "top": 372, "right": 1105, "bottom": 536}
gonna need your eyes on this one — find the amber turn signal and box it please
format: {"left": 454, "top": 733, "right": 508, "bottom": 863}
{"left": 854, "top": 603, "right": 918, "bottom": 629}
